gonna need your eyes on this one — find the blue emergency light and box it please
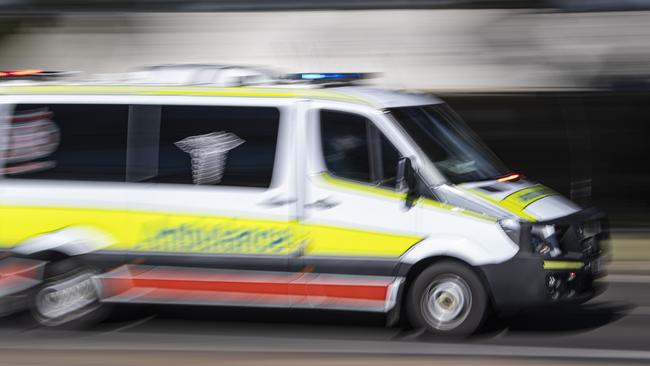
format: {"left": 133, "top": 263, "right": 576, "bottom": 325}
{"left": 287, "top": 72, "right": 374, "bottom": 83}
{"left": 298, "top": 73, "right": 362, "bottom": 80}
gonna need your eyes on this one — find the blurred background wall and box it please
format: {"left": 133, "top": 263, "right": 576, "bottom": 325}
{"left": 2, "top": 9, "right": 650, "bottom": 90}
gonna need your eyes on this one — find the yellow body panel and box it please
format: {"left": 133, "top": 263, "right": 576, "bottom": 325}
{"left": 0, "top": 205, "right": 420, "bottom": 258}
{"left": 0, "top": 85, "right": 373, "bottom": 107}
{"left": 501, "top": 186, "right": 557, "bottom": 212}
{"left": 303, "top": 223, "right": 421, "bottom": 257}
{"left": 464, "top": 187, "right": 538, "bottom": 222}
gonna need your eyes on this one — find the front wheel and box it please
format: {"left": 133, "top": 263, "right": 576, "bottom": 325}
{"left": 29, "top": 258, "right": 106, "bottom": 328}
{"left": 406, "top": 261, "right": 488, "bottom": 336}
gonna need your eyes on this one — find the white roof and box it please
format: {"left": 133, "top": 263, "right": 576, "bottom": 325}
{"left": 330, "top": 86, "right": 443, "bottom": 108}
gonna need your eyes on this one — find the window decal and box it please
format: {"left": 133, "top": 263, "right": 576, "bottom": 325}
{"left": 175, "top": 131, "right": 245, "bottom": 185}
{"left": 2, "top": 108, "right": 59, "bottom": 175}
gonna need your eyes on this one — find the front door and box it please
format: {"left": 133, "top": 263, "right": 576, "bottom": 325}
{"left": 296, "top": 104, "right": 421, "bottom": 311}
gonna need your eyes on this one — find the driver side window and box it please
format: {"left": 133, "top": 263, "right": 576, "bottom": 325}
{"left": 320, "top": 110, "right": 400, "bottom": 189}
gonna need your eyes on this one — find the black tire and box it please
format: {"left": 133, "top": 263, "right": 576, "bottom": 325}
{"left": 406, "top": 261, "right": 488, "bottom": 337}
{"left": 28, "top": 257, "right": 107, "bottom": 328}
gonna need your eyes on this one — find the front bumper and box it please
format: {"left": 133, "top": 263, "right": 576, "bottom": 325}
{"left": 479, "top": 253, "right": 604, "bottom": 312}
{"left": 480, "top": 207, "right": 608, "bottom": 312}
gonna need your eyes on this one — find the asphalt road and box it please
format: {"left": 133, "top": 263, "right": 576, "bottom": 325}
{"left": 1, "top": 276, "right": 649, "bottom": 365}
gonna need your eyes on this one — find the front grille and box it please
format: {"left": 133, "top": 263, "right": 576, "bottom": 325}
{"left": 556, "top": 218, "right": 608, "bottom": 261}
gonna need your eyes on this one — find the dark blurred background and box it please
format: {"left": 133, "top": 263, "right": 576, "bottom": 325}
{"left": 444, "top": 91, "right": 650, "bottom": 229}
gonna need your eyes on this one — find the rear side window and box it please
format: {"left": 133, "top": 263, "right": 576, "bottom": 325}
{"left": 5, "top": 104, "right": 128, "bottom": 181}
{"left": 153, "top": 105, "right": 280, "bottom": 188}
{"left": 320, "top": 110, "right": 401, "bottom": 188}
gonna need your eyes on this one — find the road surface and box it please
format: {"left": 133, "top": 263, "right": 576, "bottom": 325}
{"left": 0, "top": 276, "right": 649, "bottom": 365}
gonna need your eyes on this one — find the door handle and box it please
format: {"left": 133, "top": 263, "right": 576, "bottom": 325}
{"left": 258, "top": 196, "right": 297, "bottom": 207}
{"left": 305, "top": 197, "right": 340, "bottom": 210}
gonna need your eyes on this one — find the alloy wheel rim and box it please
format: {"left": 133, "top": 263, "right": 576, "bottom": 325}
{"left": 34, "top": 272, "right": 98, "bottom": 323}
{"left": 421, "top": 275, "right": 472, "bottom": 331}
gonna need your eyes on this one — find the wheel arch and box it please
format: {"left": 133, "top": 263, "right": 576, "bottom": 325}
{"left": 11, "top": 226, "right": 113, "bottom": 258}
{"left": 21, "top": 249, "right": 70, "bottom": 262}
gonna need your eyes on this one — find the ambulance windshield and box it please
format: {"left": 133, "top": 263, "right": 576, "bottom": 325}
{"left": 389, "top": 104, "right": 510, "bottom": 184}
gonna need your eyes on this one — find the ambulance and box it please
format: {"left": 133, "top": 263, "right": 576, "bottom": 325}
{"left": 0, "top": 68, "right": 607, "bottom": 335}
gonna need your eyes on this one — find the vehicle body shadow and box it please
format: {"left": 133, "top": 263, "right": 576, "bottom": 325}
{"left": 87, "top": 304, "right": 391, "bottom": 338}
{"left": 1, "top": 300, "right": 635, "bottom": 341}
{"left": 476, "top": 301, "right": 635, "bottom": 336}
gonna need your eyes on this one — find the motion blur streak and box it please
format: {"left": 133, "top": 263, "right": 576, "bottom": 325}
{"left": 1, "top": 0, "right": 650, "bottom": 364}
{"left": 0, "top": 9, "right": 648, "bottom": 90}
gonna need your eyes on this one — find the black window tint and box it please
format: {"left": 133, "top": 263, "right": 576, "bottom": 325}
{"left": 320, "top": 110, "right": 401, "bottom": 188}
{"left": 6, "top": 104, "right": 128, "bottom": 181}
{"left": 155, "top": 106, "right": 279, "bottom": 188}
{"left": 126, "top": 105, "right": 161, "bottom": 183}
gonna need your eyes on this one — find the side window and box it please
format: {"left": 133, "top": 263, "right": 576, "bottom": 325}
{"left": 320, "top": 110, "right": 401, "bottom": 188}
{"left": 5, "top": 104, "right": 128, "bottom": 181}
{"left": 154, "top": 105, "right": 279, "bottom": 188}
{"left": 320, "top": 111, "right": 371, "bottom": 182}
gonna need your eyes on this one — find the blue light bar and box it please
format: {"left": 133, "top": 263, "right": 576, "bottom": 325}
{"left": 287, "top": 72, "right": 370, "bottom": 82}
{"left": 298, "top": 73, "right": 362, "bottom": 80}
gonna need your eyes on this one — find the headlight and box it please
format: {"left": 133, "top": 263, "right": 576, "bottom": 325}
{"left": 498, "top": 218, "right": 522, "bottom": 246}
{"left": 499, "top": 219, "right": 560, "bottom": 257}
{"left": 531, "top": 234, "right": 552, "bottom": 255}
{"left": 531, "top": 225, "right": 562, "bottom": 257}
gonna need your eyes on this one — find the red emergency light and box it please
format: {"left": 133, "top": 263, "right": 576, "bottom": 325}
{"left": 0, "top": 69, "right": 44, "bottom": 77}
{"left": 0, "top": 70, "right": 72, "bottom": 80}
{"left": 497, "top": 173, "right": 521, "bottom": 182}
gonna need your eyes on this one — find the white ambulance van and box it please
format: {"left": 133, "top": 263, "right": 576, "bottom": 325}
{"left": 0, "top": 69, "right": 607, "bottom": 335}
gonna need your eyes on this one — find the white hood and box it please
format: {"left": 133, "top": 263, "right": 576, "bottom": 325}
{"left": 460, "top": 179, "right": 581, "bottom": 222}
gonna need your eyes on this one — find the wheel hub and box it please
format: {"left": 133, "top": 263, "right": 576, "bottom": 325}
{"left": 422, "top": 276, "right": 472, "bottom": 331}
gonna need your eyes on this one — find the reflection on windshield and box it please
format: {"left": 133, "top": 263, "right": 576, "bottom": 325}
{"left": 389, "top": 104, "right": 510, "bottom": 184}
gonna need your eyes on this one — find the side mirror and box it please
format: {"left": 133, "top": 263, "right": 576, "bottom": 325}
{"left": 396, "top": 157, "right": 418, "bottom": 207}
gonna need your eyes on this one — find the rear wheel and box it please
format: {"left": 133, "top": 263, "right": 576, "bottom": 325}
{"left": 406, "top": 261, "right": 488, "bottom": 336}
{"left": 29, "top": 258, "right": 106, "bottom": 328}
